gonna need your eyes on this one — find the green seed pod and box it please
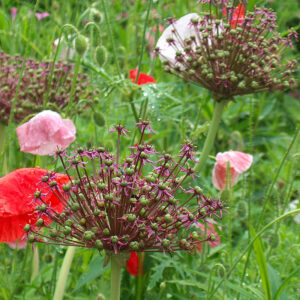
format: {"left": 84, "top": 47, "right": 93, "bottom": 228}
{"left": 24, "top": 224, "right": 31, "bottom": 232}
{"left": 95, "top": 240, "right": 104, "bottom": 249}
{"left": 130, "top": 241, "right": 139, "bottom": 250}
{"left": 75, "top": 35, "right": 88, "bottom": 55}
{"left": 93, "top": 111, "right": 106, "bottom": 127}
{"left": 36, "top": 218, "right": 44, "bottom": 227}
{"left": 95, "top": 46, "right": 108, "bottom": 67}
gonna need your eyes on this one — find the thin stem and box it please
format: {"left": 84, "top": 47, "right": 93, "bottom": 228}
{"left": 135, "top": 0, "right": 153, "bottom": 83}
{"left": 101, "top": 0, "right": 122, "bottom": 81}
{"left": 110, "top": 255, "right": 122, "bottom": 300}
{"left": 136, "top": 253, "right": 144, "bottom": 300}
{"left": 30, "top": 246, "right": 39, "bottom": 282}
{"left": 53, "top": 246, "right": 76, "bottom": 300}
{"left": 66, "top": 55, "right": 81, "bottom": 115}
{"left": 0, "top": 123, "right": 7, "bottom": 175}
{"left": 129, "top": 94, "right": 139, "bottom": 123}
{"left": 196, "top": 101, "right": 226, "bottom": 173}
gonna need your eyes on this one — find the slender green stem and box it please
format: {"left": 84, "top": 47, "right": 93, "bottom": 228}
{"left": 196, "top": 101, "right": 226, "bottom": 173}
{"left": 53, "top": 246, "right": 76, "bottom": 300}
{"left": 101, "top": 0, "right": 122, "bottom": 81}
{"left": 129, "top": 95, "right": 139, "bottom": 123}
{"left": 136, "top": 253, "right": 144, "bottom": 300}
{"left": 0, "top": 123, "right": 7, "bottom": 175}
{"left": 66, "top": 55, "right": 82, "bottom": 115}
{"left": 30, "top": 246, "right": 39, "bottom": 282}
{"left": 110, "top": 255, "right": 122, "bottom": 300}
{"left": 256, "top": 123, "right": 300, "bottom": 229}
{"left": 208, "top": 209, "right": 300, "bottom": 299}
{"left": 134, "top": 0, "right": 153, "bottom": 83}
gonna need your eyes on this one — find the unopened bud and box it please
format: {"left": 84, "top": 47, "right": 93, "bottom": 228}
{"left": 95, "top": 46, "right": 108, "bottom": 67}
{"left": 75, "top": 35, "right": 88, "bottom": 55}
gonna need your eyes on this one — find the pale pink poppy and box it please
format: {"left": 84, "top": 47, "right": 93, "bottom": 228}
{"left": 16, "top": 110, "right": 76, "bottom": 156}
{"left": 7, "top": 236, "right": 27, "bottom": 250}
{"left": 212, "top": 151, "right": 253, "bottom": 190}
{"left": 195, "top": 222, "right": 221, "bottom": 252}
{"left": 11, "top": 8, "right": 18, "bottom": 20}
{"left": 35, "top": 12, "right": 50, "bottom": 21}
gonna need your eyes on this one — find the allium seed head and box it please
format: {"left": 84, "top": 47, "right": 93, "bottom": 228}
{"left": 25, "top": 121, "right": 226, "bottom": 254}
{"left": 156, "top": 1, "right": 297, "bottom": 101}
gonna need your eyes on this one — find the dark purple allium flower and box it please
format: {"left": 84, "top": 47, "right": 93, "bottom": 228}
{"left": 155, "top": 1, "right": 297, "bottom": 101}
{"left": 24, "top": 121, "right": 226, "bottom": 254}
{"left": 0, "top": 52, "right": 96, "bottom": 125}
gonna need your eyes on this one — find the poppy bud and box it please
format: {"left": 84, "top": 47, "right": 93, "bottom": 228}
{"left": 95, "top": 46, "right": 108, "bottom": 67}
{"left": 93, "top": 111, "right": 106, "bottom": 127}
{"left": 75, "top": 35, "right": 88, "bottom": 55}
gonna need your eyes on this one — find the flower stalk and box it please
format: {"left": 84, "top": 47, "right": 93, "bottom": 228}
{"left": 53, "top": 246, "right": 76, "bottom": 300}
{"left": 196, "top": 101, "right": 226, "bottom": 172}
{"left": 110, "top": 255, "right": 123, "bottom": 300}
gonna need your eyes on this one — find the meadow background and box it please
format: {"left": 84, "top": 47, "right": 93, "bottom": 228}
{"left": 0, "top": 0, "right": 299, "bottom": 299}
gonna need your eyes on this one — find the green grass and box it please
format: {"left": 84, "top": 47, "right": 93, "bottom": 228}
{"left": 0, "top": 0, "right": 300, "bottom": 299}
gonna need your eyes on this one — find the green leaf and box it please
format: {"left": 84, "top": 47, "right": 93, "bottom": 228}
{"left": 267, "top": 264, "right": 288, "bottom": 300}
{"left": 249, "top": 226, "right": 272, "bottom": 300}
{"left": 72, "top": 254, "right": 108, "bottom": 292}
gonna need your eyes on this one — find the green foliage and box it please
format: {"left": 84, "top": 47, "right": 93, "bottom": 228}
{"left": 0, "top": 0, "right": 299, "bottom": 299}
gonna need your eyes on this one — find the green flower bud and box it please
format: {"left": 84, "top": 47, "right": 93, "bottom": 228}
{"left": 63, "top": 226, "right": 72, "bottom": 235}
{"left": 75, "top": 35, "right": 88, "bottom": 55}
{"left": 95, "top": 46, "right": 108, "bottom": 67}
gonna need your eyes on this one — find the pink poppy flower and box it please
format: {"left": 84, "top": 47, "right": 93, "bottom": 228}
{"left": 35, "top": 12, "right": 50, "bottom": 21}
{"left": 195, "top": 222, "right": 221, "bottom": 252}
{"left": 212, "top": 151, "right": 253, "bottom": 190}
{"left": 11, "top": 8, "right": 18, "bottom": 20}
{"left": 16, "top": 110, "right": 76, "bottom": 156}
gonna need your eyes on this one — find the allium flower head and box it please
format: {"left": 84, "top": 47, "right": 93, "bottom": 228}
{"left": 0, "top": 52, "right": 95, "bottom": 125}
{"left": 24, "top": 121, "right": 226, "bottom": 254}
{"left": 156, "top": 1, "right": 297, "bottom": 101}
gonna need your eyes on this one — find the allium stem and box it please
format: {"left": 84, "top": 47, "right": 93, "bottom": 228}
{"left": 196, "top": 101, "right": 226, "bottom": 173}
{"left": 110, "top": 255, "right": 122, "bottom": 300}
{"left": 53, "top": 246, "right": 76, "bottom": 300}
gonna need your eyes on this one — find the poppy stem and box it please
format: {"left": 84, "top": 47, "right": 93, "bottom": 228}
{"left": 196, "top": 101, "right": 226, "bottom": 173}
{"left": 67, "top": 55, "right": 81, "bottom": 115}
{"left": 30, "top": 245, "right": 39, "bottom": 282}
{"left": 0, "top": 123, "right": 7, "bottom": 174}
{"left": 53, "top": 246, "right": 76, "bottom": 300}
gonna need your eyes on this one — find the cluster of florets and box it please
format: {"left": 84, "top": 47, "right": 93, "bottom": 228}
{"left": 24, "top": 120, "right": 226, "bottom": 254}
{"left": 156, "top": 1, "right": 297, "bottom": 100}
{"left": 0, "top": 52, "right": 95, "bottom": 125}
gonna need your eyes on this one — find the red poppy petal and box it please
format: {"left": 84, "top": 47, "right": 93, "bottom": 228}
{"left": 129, "top": 69, "right": 156, "bottom": 85}
{"left": 0, "top": 168, "right": 69, "bottom": 242}
{"left": 126, "top": 252, "right": 139, "bottom": 276}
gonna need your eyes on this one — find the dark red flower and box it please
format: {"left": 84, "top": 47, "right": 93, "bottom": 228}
{"left": 129, "top": 69, "right": 156, "bottom": 85}
{"left": 0, "top": 168, "right": 69, "bottom": 243}
{"left": 126, "top": 252, "right": 144, "bottom": 276}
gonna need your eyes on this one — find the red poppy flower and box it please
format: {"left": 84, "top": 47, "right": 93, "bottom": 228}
{"left": 126, "top": 252, "right": 144, "bottom": 276}
{"left": 231, "top": 4, "right": 245, "bottom": 28}
{"left": 129, "top": 69, "right": 156, "bottom": 85}
{"left": 223, "top": 4, "right": 245, "bottom": 28}
{"left": 0, "top": 168, "right": 69, "bottom": 243}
